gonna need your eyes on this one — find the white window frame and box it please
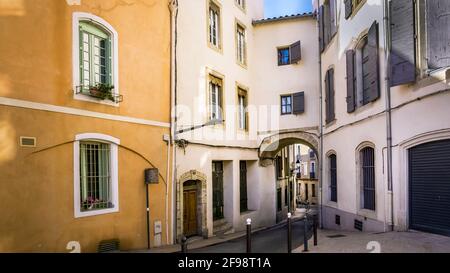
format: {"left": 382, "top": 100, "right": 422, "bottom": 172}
{"left": 355, "top": 142, "right": 377, "bottom": 219}
{"left": 236, "top": 22, "right": 247, "bottom": 66}
{"left": 72, "top": 12, "right": 119, "bottom": 107}
{"left": 74, "top": 133, "right": 120, "bottom": 218}
{"left": 208, "top": 1, "right": 222, "bottom": 51}
{"left": 235, "top": 0, "right": 246, "bottom": 11}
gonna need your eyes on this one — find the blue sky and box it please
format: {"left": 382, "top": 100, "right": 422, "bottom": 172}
{"left": 264, "top": 0, "right": 313, "bottom": 18}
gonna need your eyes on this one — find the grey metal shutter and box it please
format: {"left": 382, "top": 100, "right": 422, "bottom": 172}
{"left": 366, "top": 21, "right": 380, "bottom": 103}
{"left": 390, "top": 0, "right": 416, "bottom": 87}
{"left": 345, "top": 0, "right": 352, "bottom": 19}
{"left": 292, "top": 92, "right": 305, "bottom": 114}
{"left": 319, "top": 5, "right": 325, "bottom": 53}
{"left": 346, "top": 50, "right": 356, "bottom": 113}
{"left": 290, "top": 41, "right": 301, "bottom": 63}
{"left": 427, "top": 0, "right": 450, "bottom": 70}
{"left": 330, "top": 0, "right": 336, "bottom": 37}
{"left": 409, "top": 139, "right": 450, "bottom": 236}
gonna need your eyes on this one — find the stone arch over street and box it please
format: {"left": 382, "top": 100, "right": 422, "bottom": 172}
{"left": 177, "top": 170, "right": 208, "bottom": 241}
{"left": 259, "top": 131, "right": 319, "bottom": 166}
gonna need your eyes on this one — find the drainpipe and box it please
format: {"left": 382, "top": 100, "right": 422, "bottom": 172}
{"left": 383, "top": 0, "right": 394, "bottom": 232}
{"left": 316, "top": 9, "right": 324, "bottom": 229}
{"left": 169, "top": 0, "right": 179, "bottom": 244}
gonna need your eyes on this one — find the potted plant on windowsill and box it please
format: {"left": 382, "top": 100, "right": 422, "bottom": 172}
{"left": 89, "top": 83, "right": 115, "bottom": 102}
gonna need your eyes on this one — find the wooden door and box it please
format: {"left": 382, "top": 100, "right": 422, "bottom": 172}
{"left": 183, "top": 189, "right": 198, "bottom": 237}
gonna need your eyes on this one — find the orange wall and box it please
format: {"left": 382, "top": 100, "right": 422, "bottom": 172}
{"left": 0, "top": 106, "right": 171, "bottom": 253}
{"left": 0, "top": 0, "right": 171, "bottom": 122}
{"left": 0, "top": 0, "right": 171, "bottom": 252}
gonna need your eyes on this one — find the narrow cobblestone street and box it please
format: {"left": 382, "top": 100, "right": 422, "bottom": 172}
{"left": 191, "top": 219, "right": 312, "bottom": 253}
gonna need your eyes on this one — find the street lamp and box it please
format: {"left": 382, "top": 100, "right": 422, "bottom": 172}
{"left": 176, "top": 119, "right": 224, "bottom": 134}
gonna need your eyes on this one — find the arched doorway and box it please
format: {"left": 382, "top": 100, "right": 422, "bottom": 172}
{"left": 177, "top": 170, "right": 207, "bottom": 240}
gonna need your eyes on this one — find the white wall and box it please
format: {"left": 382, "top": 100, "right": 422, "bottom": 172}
{"left": 175, "top": 0, "right": 320, "bottom": 235}
{"left": 253, "top": 17, "right": 320, "bottom": 135}
{"left": 319, "top": 0, "right": 450, "bottom": 232}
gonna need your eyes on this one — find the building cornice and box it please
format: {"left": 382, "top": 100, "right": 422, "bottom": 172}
{"left": 253, "top": 12, "right": 315, "bottom": 26}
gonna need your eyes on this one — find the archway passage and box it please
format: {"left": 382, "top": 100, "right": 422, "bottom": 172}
{"left": 258, "top": 131, "right": 320, "bottom": 223}
{"left": 259, "top": 131, "right": 319, "bottom": 166}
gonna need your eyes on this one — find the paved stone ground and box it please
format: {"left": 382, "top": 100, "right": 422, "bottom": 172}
{"left": 190, "top": 219, "right": 311, "bottom": 253}
{"left": 293, "top": 229, "right": 450, "bottom": 253}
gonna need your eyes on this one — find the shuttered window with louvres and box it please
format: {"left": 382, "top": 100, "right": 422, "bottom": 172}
{"left": 390, "top": 0, "right": 416, "bottom": 87}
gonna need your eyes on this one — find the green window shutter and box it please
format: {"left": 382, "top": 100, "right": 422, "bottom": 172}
{"left": 79, "top": 21, "right": 113, "bottom": 88}
{"left": 107, "top": 37, "right": 113, "bottom": 85}
{"left": 79, "top": 22, "right": 109, "bottom": 39}
{"left": 79, "top": 26, "right": 84, "bottom": 87}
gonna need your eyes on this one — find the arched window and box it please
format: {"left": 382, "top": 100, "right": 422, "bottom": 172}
{"left": 329, "top": 154, "right": 337, "bottom": 202}
{"left": 73, "top": 13, "right": 119, "bottom": 104}
{"left": 360, "top": 146, "right": 375, "bottom": 211}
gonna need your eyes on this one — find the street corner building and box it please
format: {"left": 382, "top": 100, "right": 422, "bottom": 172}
{"left": 317, "top": 0, "right": 450, "bottom": 235}
{"left": 172, "top": 0, "right": 450, "bottom": 242}
{"left": 172, "top": 0, "right": 319, "bottom": 240}
{"left": 1, "top": 0, "right": 450, "bottom": 254}
{"left": 0, "top": 0, "right": 172, "bottom": 252}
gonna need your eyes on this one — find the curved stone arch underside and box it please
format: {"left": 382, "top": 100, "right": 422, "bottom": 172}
{"left": 259, "top": 131, "right": 319, "bottom": 167}
{"left": 177, "top": 170, "right": 208, "bottom": 241}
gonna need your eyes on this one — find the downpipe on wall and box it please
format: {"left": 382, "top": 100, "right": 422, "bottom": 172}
{"left": 316, "top": 9, "right": 324, "bottom": 229}
{"left": 169, "top": 0, "right": 179, "bottom": 244}
{"left": 383, "top": 0, "right": 394, "bottom": 232}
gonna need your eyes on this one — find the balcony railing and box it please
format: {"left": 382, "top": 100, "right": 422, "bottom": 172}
{"left": 76, "top": 85, "right": 123, "bottom": 103}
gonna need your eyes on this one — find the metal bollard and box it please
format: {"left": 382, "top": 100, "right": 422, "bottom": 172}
{"left": 246, "top": 218, "right": 252, "bottom": 253}
{"left": 287, "top": 213, "right": 292, "bottom": 253}
{"left": 181, "top": 236, "right": 188, "bottom": 253}
{"left": 303, "top": 215, "right": 309, "bottom": 252}
{"left": 313, "top": 214, "right": 318, "bottom": 246}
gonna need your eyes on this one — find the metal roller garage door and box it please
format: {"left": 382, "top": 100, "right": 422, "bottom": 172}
{"left": 409, "top": 139, "right": 450, "bottom": 236}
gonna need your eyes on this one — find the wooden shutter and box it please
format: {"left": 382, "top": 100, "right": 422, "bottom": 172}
{"left": 329, "top": 69, "right": 335, "bottom": 121}
{"left": 239, "top": 161, "right": 248, "bottom": 213}
{"left": 427, "top": 0, "right": 450, "bottom": 70}
{"left": 390, "top": 0, "right": 416, "bottom": 87}
{"left": 366, "top": 21, "right": 380, "bottom": 103}
{"left": 345, "top": 0, "right": 352, "bottom": 19}
{"left": 330, "top": 0, "right": 336, "bottom": 37}
{"left": 346, "top": 50, "right": 356, "bottom": 113}
{"left": 292, "top": 92, "right": 305, "bottom": 114}
{"left": 325, "top": 69, "right": 334, "bottom": 123}
{"left": 290, "top": 41, "right": 301, "bottom": 63}
{"left": 319, "top": 5, "right": 325, "bottom": 53}
{"left": 324, "top": 3, "right": 331, "bottom": 46}
{"left": 325, "top": 70, "right": 329, "bottom": 122}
